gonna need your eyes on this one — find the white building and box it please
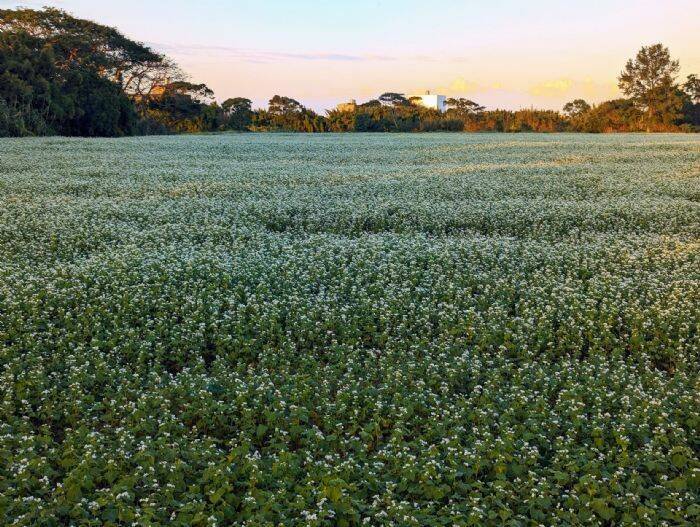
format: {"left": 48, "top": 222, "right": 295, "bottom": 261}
{"left": 410, "top": 91, "right": 447, "bottom": 112}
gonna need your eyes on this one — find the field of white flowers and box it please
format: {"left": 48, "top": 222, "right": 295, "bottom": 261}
{"left": 0, "top": 133, "right": 698, "bottom": 526}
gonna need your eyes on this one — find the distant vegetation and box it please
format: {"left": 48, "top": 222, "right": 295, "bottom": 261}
{"left": 1, "top": 7, "right": 698, "bottom": 136}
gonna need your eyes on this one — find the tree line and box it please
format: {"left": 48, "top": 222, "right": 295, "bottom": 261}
{"left": 1, "top": 8, "right": 698, "bottom": 137}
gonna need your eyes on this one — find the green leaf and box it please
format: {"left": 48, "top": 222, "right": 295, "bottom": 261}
{"left": 591, "top": 498, "right": 614, "bottom": 520}
{"left": 65, "top": 484, "right": 81, "bottom": 502}
{"left": 210, "top": 487, "right": 226, "bottom": 504}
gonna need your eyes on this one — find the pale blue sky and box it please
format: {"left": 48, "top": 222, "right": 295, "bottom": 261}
{"left": 3, "top": 1, "right": 699, "bottom": 111}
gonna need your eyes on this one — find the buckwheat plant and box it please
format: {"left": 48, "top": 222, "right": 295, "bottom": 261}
{"left": 0, "top": 133, "right": 698, "bottom": 526}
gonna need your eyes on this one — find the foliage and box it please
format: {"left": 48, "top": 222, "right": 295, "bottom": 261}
{"left": 618, "top": 43, "right": 683, "bottom": 130}
{"left": 378, "top": 92, "right": 410, "bottom": 107}
{"left": 59, "top": 69, "right": 138, "bottom": 136}
{"left": 268, "top": 95, "right": 305, "bottom": 115}
{"left": 681, "top": 76, "right": 700, "bottom": 128}
{"left": 684, "top": 75, "right": 700, "bottom": 104}
{"left": 0, "top": 8, "right": 215, "bottom": 136}
{"left": 446, "top": 98, "right": 485, "bottom": 116}
{"left": 221, "top": 97, "right": 253, "bottom": 131}
{"left": 0, "top": 28, "right": 62, "bottom": 135}
{"left": 468, "top": 109, "right": 567, "bottom": 132}
{"left": 0, "top": 26, "right": 139, "bottom": 137}
{"left": 1, "top": 134, "right": 699, "bottom": 525}
{"left": 562, "top": 99, "right": 591, "bottom": 118}
{"left": 252, "top": 95, "right": 326, "bottom": 132}
{"left": 575, "top": 99, "right": 644, "bottom": 133}
{"left": 141, "top": 82, "right": 219, "bottom": 133}
{"left": 0, "top": 7, "right": 163, "bottom": 80}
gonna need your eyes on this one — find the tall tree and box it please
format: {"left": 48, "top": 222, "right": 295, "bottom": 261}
{"left": 268, "top": 95, "right": 305, "bottom": 115}
{"left": 618, "top": 44, "right": 682, "bottom": 130}
{"left": 0, "top": 17, "right": 137, "bottom": 136}
{"left": 143, "top": 81, "right": 217, "bottom": 132}
{"left": 255, "top": 95, "right": 325, "bottom": 132}
{"left": 562, "top": 99, "right": 591, "bottom": 118}
{"left": 61, "top": 69, "right": 137, "bottom": 136}
{"left": 680, "top": 74, "right": 700, "bottom": 127}
{"left": 0, "top": 7, "right": 177, "bottom": 96}
{"left": 0, "top": 7, "right": 216, "bottom": 136}
{"left": 0, "top": 30, "right": 58, "bottom": 135}
{"left": 222, "top": 97, "right": 252, "bottom": 114}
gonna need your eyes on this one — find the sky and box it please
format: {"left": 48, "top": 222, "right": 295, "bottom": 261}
{"left": 3, "top": 0, "right": 699, "bottom": 112}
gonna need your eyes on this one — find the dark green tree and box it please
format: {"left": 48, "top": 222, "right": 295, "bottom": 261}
{"left": 0, "top": 7, "right": 212, "bottom": 136}
{"left": 0, "top": 30, "right": 61, "bottom": 135}
{"left": 562, "top": 99, "right": 591, "bottom": 118}
{"left": 222, "top": 97, "right": 253, "bottom": 130}
{"left": 144, "top": 81, "right": 217, "bottom": 132}
{"left": 60, "top": 69, "right": 137, "bottom": 136}
{"left": 0, "top": 7, "right": 172, "bottom": 96}
{"left": 252, "top": 96, "right": 325, "bottom": 132}
{"left": 683, "top": 75, "right": 700, "bottom": 104}
{"left": 680, "top": 74, "right": 700, "bottom": 126}
{"left": 268, "top": 95, "right": 305, "bottom": 115}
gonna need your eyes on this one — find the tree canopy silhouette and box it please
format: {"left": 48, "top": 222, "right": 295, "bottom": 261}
{"left": 618, "top": 44, "right": 683, "bottom": 130}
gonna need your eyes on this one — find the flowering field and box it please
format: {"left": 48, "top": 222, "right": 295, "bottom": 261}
{"left": 1, "top": 133, "right": 699, "bottom": 526}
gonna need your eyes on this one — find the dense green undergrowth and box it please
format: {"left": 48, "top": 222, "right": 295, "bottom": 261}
{"left": 0, "top": 134, "right": 698, "bottom": 526}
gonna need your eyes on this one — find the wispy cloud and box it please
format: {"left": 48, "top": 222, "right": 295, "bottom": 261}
{"left": 152, "top": 43, "right": 476, "bottom": 65}
{"left": 152, "top": 43, "right": 397, "bottom": 63}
